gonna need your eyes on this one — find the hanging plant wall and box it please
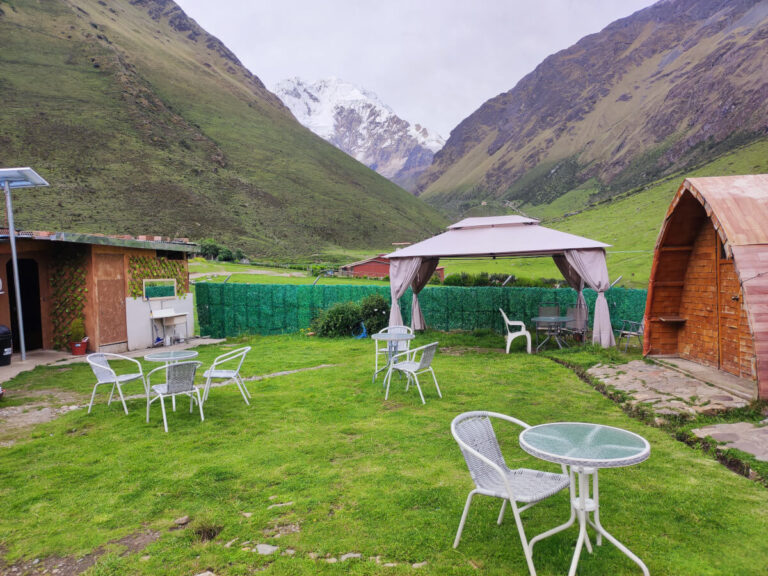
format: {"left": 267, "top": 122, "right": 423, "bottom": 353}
{"left": 49, "top": 247, "right": 88, "bottom": 350}
{"left": 128, "top": 256, "right": 188, "bottom": 298}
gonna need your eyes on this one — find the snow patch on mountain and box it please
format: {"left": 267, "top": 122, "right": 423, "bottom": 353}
{"left": 273, "top": 77, "right": 444, "bottom": 191}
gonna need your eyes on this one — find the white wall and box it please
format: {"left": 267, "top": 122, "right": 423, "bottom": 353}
{"left": 125, "top": 293, "right": 195, "bottom": 351}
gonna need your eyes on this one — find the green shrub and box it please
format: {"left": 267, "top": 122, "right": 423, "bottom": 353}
{"left": 473, "top": 272, "right": 490, "bottom": 286}
{"left": 217, "top": 247, "right": 234, "bottom": 262}
{"left": 360, "top": 293, "right": 389, "bottom": 334}
{"left": 311, "top": 301, "right": 363, "bottom": 337}
{"left": 443, "top": 272, "right": 469, "bottom": 286}
{"left": 489, "top": 273, "right": 512, "bottom": 286}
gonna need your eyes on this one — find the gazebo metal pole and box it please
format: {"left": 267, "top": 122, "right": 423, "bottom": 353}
{"left": 3, "top": 180, "right": 26, "bottom": 361}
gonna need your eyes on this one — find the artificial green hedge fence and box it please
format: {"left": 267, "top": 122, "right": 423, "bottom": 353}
{"left": 196, "top": 283, "right": 647, "bottom": 339}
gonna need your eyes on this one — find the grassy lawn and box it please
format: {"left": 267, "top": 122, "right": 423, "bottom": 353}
{"left": 1, "top": 333, "right": 767, "bottom": 575}
{"left": 189, "top": 260, "right": 389, "bottom": 286}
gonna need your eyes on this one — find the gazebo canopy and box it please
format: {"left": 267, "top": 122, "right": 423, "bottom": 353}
{"left": 386, "top": 216, "right": 609, "bottom": 259}
{"left": 385, "top": 215, "right": 615, "bottom": 347}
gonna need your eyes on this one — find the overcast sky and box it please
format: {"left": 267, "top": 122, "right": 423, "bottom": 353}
{"left": 174, "top": 0, "right": 657, "bottom": 137}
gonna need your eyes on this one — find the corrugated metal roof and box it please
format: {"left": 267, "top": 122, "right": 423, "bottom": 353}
{"left": 0, "top": 229, "right": 197, "bottom": 252}
{"left": 685, "top": 175, "right": 768, "bottom": 246}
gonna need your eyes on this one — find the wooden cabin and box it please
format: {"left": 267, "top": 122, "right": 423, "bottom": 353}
{"left": 0, "top": 230, "right": 196, "bottom": 354}
{"left": 644, "top": 175, "right": 768, "bottom": 399}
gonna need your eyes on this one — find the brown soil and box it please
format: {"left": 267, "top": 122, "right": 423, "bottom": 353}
{"left": 0, "top": 389, "right": 86, "bottom": 446}
{"left": 0, "top": 529, "right": 160, "bottom": 576}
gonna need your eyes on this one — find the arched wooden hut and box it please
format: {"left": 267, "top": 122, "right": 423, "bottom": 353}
{"left": 644, "top": 175, "right": 768, "bottom": 399}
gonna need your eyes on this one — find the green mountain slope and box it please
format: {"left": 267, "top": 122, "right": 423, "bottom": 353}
{"left": 419, "top": 0, "right": 768, "bottom": 217}
{"left": 0, "top": 0, "right": 445, "bottom": 258}
{"left": 439, "top": 138, "right": 768, "bottom": 288}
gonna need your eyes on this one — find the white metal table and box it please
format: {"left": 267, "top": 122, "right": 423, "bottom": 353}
{"left": 531, "top": 315, "right": 572, "bottom": 351}
{"left": 519, "top": 422, "right": 651, "bottom": 576}
{"left": 371, "top": 332, "right": 415, "bottom": 383}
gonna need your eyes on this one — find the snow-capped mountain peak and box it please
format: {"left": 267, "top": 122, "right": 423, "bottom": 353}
{"left": 273, "top": 77, "right": 444, "bottom": 191}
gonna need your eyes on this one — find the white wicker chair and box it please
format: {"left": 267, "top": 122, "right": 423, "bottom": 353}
{"left": 499, "top": 308, "right": 531, "bottom": 354}
{"left": 146, "top": 361, "right": 203, "bottom": 432}
{"left": 86, "top": 353, "right": 146, "bottom": 414}
{"left": 451, "top": 411, "right": 570, "bottom": 576}
{"left": 374, "top": 325, "right": 413, "bottom": 377}
{"left": 202, "top": 346, "right": 251, "bottom": 405}
{"left": 383, "top": 341, "right": 440, "bottom": 404}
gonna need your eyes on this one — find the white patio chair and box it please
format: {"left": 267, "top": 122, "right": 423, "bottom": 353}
{"left": 383, "top": 341, "right": 441, "bottom": 404}
{"left": 616, "top": 319, "right": 644, "bottom": 351}
{"left": 202, "top": 346, "right": 251, "bottom": 405}
{"left": 146, "top": 361, "right": 204, "bottom": 432}
{"left": 451, "top": 411, "right": 570, "bottom": 576}
{"left": 499, "top": 308, "right": 531, "bottom": 354}
{"left": 374, "top": 325, "right": 413, "bottom": 374}
{"left": 87, "top": 353, "right": 147, "bottom": 415}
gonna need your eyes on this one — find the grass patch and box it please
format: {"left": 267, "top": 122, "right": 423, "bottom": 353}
{"left": 1, "top": 334, "right": 768, "bottom": 574}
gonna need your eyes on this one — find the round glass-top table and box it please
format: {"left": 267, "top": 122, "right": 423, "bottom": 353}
{"left": 519, "top": 422, "right": 650, "bottom": 576}
{"left": 531, "top": 315, "right": 573, "bottom": 351}
{"left": 370, "top": 332, "right": 415, "bottom": 383}
{"left": 144, "top": 349, "right": 199, "bottom": 364}
{"left": 519, "top": 422, "right": 650, "bottom": 468}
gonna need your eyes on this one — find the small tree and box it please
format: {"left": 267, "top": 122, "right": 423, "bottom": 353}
{"left": 217, "top": 247, "right": 234, "bottom": 262}
{"left": 199, "top": 238, "right": 221, "bottom": 260}
{"left": 233, "top": 248, "right": 246, "bottom": 262}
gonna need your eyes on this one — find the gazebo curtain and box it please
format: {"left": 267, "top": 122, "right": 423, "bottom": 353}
{"left": 410, "top": 258, "right": 439, "bottom": 330}
{"left": 557, "top": 249, "right": 615, "bottom": 347}
{"left": 388, "top": 256, "right": 439, "bottom": 330}
{"left": 553, "top": 255, "right": 587, "bottom": 331}
{"left": 388, "top": 257, "right": 422, "bottom": 327}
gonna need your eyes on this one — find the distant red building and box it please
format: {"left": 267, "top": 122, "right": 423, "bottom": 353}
{"left": 340, "top": 254, "right": 445, "bottom": 281}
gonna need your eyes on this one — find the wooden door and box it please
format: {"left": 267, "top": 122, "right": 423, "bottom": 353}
{"left": 95, "top": 254, "right": 127, "bottom": 346}
{"left": 718, "top": 242, "right": 742, "bottom": 376}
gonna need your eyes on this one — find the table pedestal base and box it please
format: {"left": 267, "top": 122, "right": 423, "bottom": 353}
{"left": 530, "top": 467, "right": 649, "bottom": 576}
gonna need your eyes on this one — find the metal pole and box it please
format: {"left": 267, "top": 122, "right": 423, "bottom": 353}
{"left": 3, "top": 180, "right": 25, "bottom": 361}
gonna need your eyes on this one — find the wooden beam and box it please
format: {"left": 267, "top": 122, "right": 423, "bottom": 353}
{"left": 652, "top": 281, "right": 684, "bottom": 287}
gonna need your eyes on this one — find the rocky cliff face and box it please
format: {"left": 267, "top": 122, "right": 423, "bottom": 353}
{"left": 274, "top": 78, "right": 444, "bottom": 192}
{"left": 419, "top": 0, "right": 768, "bottom": 212}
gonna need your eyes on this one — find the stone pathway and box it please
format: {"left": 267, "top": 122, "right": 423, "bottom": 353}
{"left": 691, "top": 422, "right": 768, "bottom": 462}
{"left": 587, "top": 360, "right": 768, "bottom": 466}
{"left": 588, "top": 360, "right": 749, "bottom": 417}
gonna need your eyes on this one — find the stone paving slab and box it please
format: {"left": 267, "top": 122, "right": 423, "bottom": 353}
{"left": 588, "top": 360, "right": 749, "bottom": 417}
{"left": 692, "top": 423, "right": 768, "bottom": 462}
